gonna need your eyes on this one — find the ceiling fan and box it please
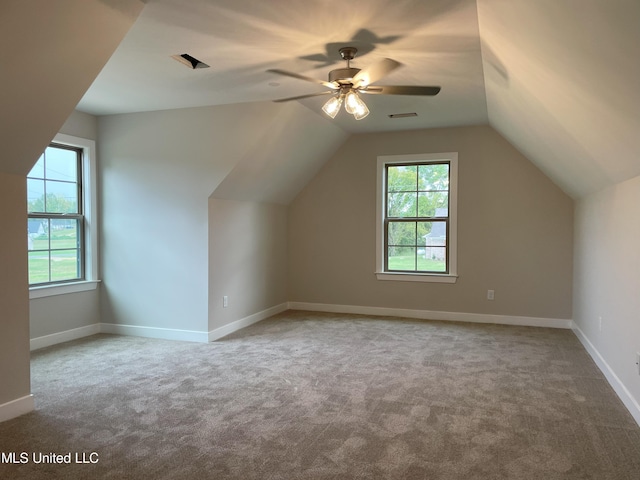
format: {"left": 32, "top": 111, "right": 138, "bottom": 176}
{"left": 267, "top": 47, "right": 440, "bottom": 120}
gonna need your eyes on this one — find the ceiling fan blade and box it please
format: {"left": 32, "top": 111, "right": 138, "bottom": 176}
{"left": 267, "top": 69, "right": 338, "bottom": 89}
{"left": 272, "top": 91, "right": 335, "bottom": 103}
{"left": 361, "top": 85, "right": 441, "bottom": 96}
{"left": 352, "top": 58, "right": 401, "bottom": 88}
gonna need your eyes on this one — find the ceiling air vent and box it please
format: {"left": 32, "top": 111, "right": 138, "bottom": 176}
{"left": 388, "top": 113, "right": 418, "bottom": 119}
{"left": 171, "top": 53, "right": 209, "bottom": 69}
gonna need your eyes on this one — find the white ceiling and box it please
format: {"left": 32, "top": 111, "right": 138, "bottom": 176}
{"left": 477, "top": 0, "right": 640, "bottom": 198}
{"left": 77, "top": 0, "right": 640, "bottom": 199}
{"left": 77, "top": 0, "right": 488, "bottom": 133}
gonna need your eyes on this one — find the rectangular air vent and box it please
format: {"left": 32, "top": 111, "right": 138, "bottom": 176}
{"left": 171, "top": 53, "right": 209, "bottom": 69}
{"left": 388, "top": 113, "right": 418, "bottom": 119}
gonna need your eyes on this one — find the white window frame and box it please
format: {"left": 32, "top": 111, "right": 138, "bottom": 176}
{"left": 29, "top": 133, "right": 99, "bottom": 298}
{"left": 376, "top": 152, "right": 458, "bottom": 283}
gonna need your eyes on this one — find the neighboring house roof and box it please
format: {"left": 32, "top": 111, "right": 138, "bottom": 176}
{"left": 426, "top": 222, "right": 446, "bottom": 238}
{"left": 425, "top": 208, "right": 448, "bottom": 238}
{"left": 28, "top": 219, "right": 44, "bottom": 234}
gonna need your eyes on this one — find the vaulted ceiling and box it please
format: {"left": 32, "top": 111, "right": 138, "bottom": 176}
{"left": 478, "top": 1, "right": 640, "bottom": 198}
{"left": 77, "top": 0, "right": 640, "bottom": 199}
{"left": 4, "top": 0, "right": 638, "bottom": 200}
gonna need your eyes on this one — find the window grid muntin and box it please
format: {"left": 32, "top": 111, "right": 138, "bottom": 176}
{"left": 27, "top": 144, "right": 85, "bottom": 286}
{"left": 384, "top": 161, "right": 451, "bottom": 274}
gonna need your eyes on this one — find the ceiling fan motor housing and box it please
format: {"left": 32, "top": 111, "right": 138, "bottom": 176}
{"left": 329, "top": 67, "right": 361, "bottom": 84}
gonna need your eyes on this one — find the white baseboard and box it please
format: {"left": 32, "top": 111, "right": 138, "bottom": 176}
{"left": 209, "top": 303, "right": 288, "bottom": 341}
{"left": 100, "top": 323, "right": 209, "bottom": 343}
{"left": 28, "top": 303, "right": 289, "bottom": 348}
{"left": 288, "top": 302, "right": 573, "bottom": 329}
{"left": 0, "top": 395, "right": 34, "bottom": 423}
{"left": 30, "top": 323, "right": 101, "bottom": 351}
{"left": 572, "top": 325, "right": 640, "bottom": 427}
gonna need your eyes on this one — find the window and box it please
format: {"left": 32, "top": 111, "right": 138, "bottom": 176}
{"left": 376, "top": 153, "right": 458, "bottom": 283}
{"left": 27, "top": 134, "right": 98, "bottom": 297}
{"left": 27, "top": 144, "right": 83, "bottom": 284}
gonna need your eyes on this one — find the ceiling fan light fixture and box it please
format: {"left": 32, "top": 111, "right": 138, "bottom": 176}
{"left": 322, "top": 95, "right": 342, "bottom": 118}
{"left": 353, "top": 101, "right": 370, "bottom": 120}
{"left": 344, "top": 90, "right": 369, "bottom": 120}
{"left": 269, "top": 46, "right": 440, "bottom": 122}
{"left": 344, "top": 90, "right": 360, "bottom": 114}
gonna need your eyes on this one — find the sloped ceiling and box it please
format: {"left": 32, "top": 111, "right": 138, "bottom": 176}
{"left": 211, "top": 102, "right": 349, "bottom": 204}
{"left": 477, "top": 0, "right": 640, "bottom": 198}
{"left": 0, "top": 0, "right": 144, "bottom": 176}
{"left": 70, "top": 0, "right": 640, "bottom": 199}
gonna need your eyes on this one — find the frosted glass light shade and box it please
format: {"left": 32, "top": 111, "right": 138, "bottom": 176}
{"left": 353, "top": 101, "right": 370, "bottom": 120}
{"left": 344, "top": 90, "right": 360, "bottom": 114}
{"left": 322, "top": 96, "right": 342, "bottom": 118}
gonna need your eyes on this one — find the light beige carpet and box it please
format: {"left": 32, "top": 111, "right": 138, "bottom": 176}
{"left": 1, "top": 310, "right": 639, "bottom": 479}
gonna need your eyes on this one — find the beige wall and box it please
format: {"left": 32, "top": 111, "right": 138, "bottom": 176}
{"left": 0, "top": 173, "right": 31, "bottom": 405}
{"left": 573, "top": 174, "right": 640, "bottom": 412}
{"left": 288, "top": 125, "right": 573, "bottom": 320}
{"left": 208, "top": 199, "right": 288, "bottom": 331}
{"left": 30, "top": 290, "right": 99, "bottom": 340}
{"left": 97, "top": 103, "right": 285, "bottom": 333}
{"left": 98, "top": 102, "right": 344, "bottom": 336}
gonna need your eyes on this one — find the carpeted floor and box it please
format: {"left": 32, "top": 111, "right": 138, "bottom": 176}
{"left": 1, "top": 310, "right": 639, "bottom": 479}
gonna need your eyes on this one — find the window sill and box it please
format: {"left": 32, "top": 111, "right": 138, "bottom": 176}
{"left": 375, "top": 272, "right": 458, "bottom": 284}
{"left": 29, "top": 280, "right": 100, "bottom": 299}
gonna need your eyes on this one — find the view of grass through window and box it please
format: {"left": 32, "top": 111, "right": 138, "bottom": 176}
{"left": 27, "top": 144, "right": 83, "bottom": 285}
{"left": 386, "top": 162, "right": 449, "bottom": 273}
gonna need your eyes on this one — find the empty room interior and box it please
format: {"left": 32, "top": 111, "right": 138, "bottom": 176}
{"left": 1, "top": 0, "right": 639, "bottom": 478}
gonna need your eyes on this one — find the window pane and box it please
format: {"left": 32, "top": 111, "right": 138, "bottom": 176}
{"left": 28, "top": 219, "right": 49, "bottom": 251}
{"left": 418, "top": 164, "right": 449, "bottom": 191}
{"left": 28, "top": 219, "right": 47, "bottom": 251}
{"left": 50, "top": 218, "right": 79, "bottom": 250}
{"left": 387, "top": 165, "right": 417, "bottom": 192}
{"left": 418, "top": 192, "right": 448, "bottom": 217}
{"left": 388, "top": 221, "right": 416, "bottom": 246}
{"left": 29, "top": 154, "right": 45, "bottom": 179}
{"left": 28, "top": 250, "right": 50, "bottom": 284}
{"left": 45, "top": 181, "right": 78, "bottom": 213}
{"left": 417, "top": 248, "right": 447, "bottom": 272}
{"left": 388, "top": 192, "right": 417, "bottom": 217}
{"left": 420, "top": 221, "right": 447, "bottom": 247}
{"left": 388, "top": 246, "right": 416, "bottom": 271}
{"left": 45, "top": 146, "right": 77, "bottom": 181}
{"left": 50, "top": 249, "right": 80, "bottom": 281}
{"left": 27, "top": 178, "right": 45, "bottom": 212}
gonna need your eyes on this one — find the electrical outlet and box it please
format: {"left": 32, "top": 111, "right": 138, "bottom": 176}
{"left": 599, "top": 316, "right": 602, "bottom": 332}
{"left": 636, "top": 352, "right": 640, "bottom": 375}
{"left": 223, "top": 295, "right": 228, "bottom": 308}
{"left": 487, "top": 290, "right": 495, "bottom": 301}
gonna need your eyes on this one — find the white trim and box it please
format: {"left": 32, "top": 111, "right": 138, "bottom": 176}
{"left": 376, "top": 152, "right": 458, "bottom": 281}
{"left": 0, "top": 395, "right": 34, "bottom": 423}
{"left": 375, "top": 273, "right": 458, "bottom": 283}
{"left": 100, "top": 323, "right": 209, "bottom": 343}
{"left": 29, "top": 280, "right": 99, "bottom": 299}
{"left": 30, "top": 323, "right": 101, "bottom": 351}
{"left": 27, "top": 303, "right": 289, "bottom": 349}
{"left": 28, "top": 134, "right": 99, "bottom": 293}
{"left": 288, "top": 302, "right": 573, "bottom": 329}
{"left": 572, "top": 324, "right": 640, "bottom": 427}
{"left": 209, "top": 303, "right": 288, "bottom": 341}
